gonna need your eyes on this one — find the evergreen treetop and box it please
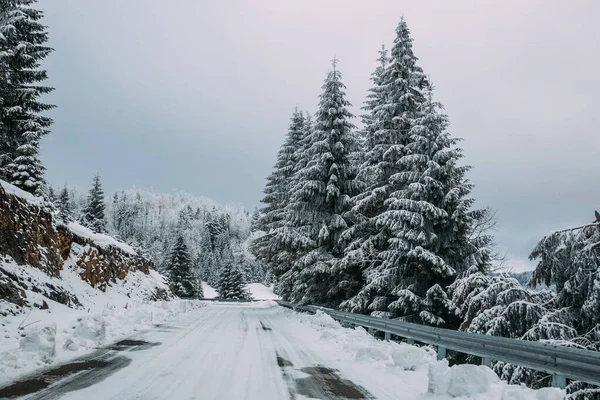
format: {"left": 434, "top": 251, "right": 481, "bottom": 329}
{"left": 82, "top": 174, "right": 107, "bottom": 233}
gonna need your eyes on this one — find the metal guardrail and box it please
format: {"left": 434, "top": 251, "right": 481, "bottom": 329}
{"left": 276, "top": 300, "right": 600, "bottom": 389}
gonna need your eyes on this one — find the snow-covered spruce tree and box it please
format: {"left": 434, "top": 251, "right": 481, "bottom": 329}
{"left": 250, "top": 207, "right": 260, "bottom": 232}
{"left": 251, "top": 110, "right": 305, "bottom": 287}
{"left": 168, "top": 232, "right": 202, "bottom": 298}
{"left": 447, "top": 268, "right": 558, "bottom": 389}
{"left": 217, "top": 260, "right": 250, "bottom": 300}
{"left": 528, "top": 221, "right": 600, "bottom": 397}
{"left": 448, "top": 264, "right": 600, "bottom": 395}
{"left": 82, "top": 174, "right": 107, "bottom": 233}
{"left": 0, "top": 0, "right": 54, "bottom": 192}
{"left": 339, "top": 18, "right": 428, "bottom": 315}
{"left": 268, "top": 113, "right": 316, "bottom": 298}
{"left": 360, "top": 44, "right": 388, "bottom": 149}
{"left": 57, "top": 185, "right": 73, "bottom": 222}
{"left": 530, "top": 221, "right": 600, "bottom": 345}
{"left": 378, "top": 86, "right": 492, "bottom": 326}
{"left": 341, "top": 19, "right": 492, "bottom": 327}
{"left": 283, "top": 59, "right": 361, "bottom": 305}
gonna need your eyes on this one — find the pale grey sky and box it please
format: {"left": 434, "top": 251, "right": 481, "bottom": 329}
{"left": 38, "top": 0, "right": 600, "bottom": 271}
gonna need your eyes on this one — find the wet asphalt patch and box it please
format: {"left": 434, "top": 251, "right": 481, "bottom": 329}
{"left": 260, "top": 320, "right": 272, "bottom": 331}
{"left": 0, "top": 357, "right": 131, "bottom": 399}
{"left": 276, "top": 353, "right": 293, "bottom": 367}
{"left": 0, "top": 338, "right": 161, "bottom": 399}
{"left": 275, "top": 353, "right": 372, "bottom": 399}
{"left": 295, "top": 366, "right": 372, "bottom": 399}
{"left": 109, "top": 339, "right": 161, "bottom": 351}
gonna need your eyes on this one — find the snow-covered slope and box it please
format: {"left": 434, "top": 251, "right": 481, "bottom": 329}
{"left": 0, "top": 255, "right": 204, "bottom": 386}
{"left": 0, "top": 179, "right": 201, "bottom": 386}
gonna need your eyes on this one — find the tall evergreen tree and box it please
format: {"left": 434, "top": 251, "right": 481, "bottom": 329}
{"left": 168, "top": 232, "right": 202, "bottom": 298}
{"left": 360, "top": 44, "right": 389, "bottom": 149}
{"left": 340, "top": 18, "right": 427, "bottom": 315}
{"left": 82, "top": 174, "right": 107, "bottom": 233}
{"left": 250, "top": 207, "right": 260, "bottom": 233}
{"left": 283, "top": 59, "right": 361, "bottom": 305}
{"left": 341, "top": 19, "right": 491, "bottom": 327}
{"left": 251, "top": 109, "right": 306, "bottom": 282}
{"left": 0, "top": 0, "right": 54, "bottom": 193}
{"left": 376, "top": 85, "right": 491, "bottom": 325}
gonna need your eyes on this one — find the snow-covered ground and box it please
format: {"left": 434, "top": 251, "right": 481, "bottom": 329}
{"left": 246, "top": 282, "right": 280, "bottom": 300}
{"left": 4, "top": 302, "right": 564, "bottom": 400}
{"left": 201, "top": 282, "right": 219, "bottom": 299}
{"left": 201, "top": 282, "right": 279, "bottom": 300}
{"left": 0, "top": 258, "right": 204, "bottom": 387}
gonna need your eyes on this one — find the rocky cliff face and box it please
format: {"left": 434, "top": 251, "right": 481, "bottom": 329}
{"left": 0, "top": 181, "right": 169, "bottom": 313}
{"left": 0, "top": 184, "right": 62, "bottom": 277}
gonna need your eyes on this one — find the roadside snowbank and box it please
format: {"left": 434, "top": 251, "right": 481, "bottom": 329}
{"left": 284, "top": 309, "right": 565, "bottom": 399}
{"left": 0, "top": 258, "right": 204, "bottom": 387}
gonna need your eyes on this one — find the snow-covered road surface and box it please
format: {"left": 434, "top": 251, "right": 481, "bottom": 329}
{"left": 5, "top": 303, "right": 377, "bottom": 400}
{"left": 1, "top": 302, "right": 562, "bottom": 400}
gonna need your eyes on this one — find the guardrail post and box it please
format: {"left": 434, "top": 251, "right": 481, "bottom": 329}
{"left": 406, "top": 339, "right": 415, "bottom": 345}
{"left": 481, "top": 357, "right": 493, "bottom": 368}
{"left": 437, "top": 346, "right": 446, "bottom": 361}
{"left": 552, "top": 375, "right": 566, "bottom": 389}
{"left": 367, "top": 327, "right": 375, "bottom": 336}
{"left": 384, "top": 332, "right": 391, "bottom": 341}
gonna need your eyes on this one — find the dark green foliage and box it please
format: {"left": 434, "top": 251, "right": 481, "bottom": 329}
{"left": 279, "top": 59, "right": 362, "bottom": 306}
{"left": 57, "top": 186, "right": 73, "bottom": 222}
{"left": 168, "top": 233, "right": 202, "bottom": 298}
{"left": 0, "top": 0, "right": 54, "bottom": 194}
{"left": 82, "top": 174, "right": 106, "bottom": 233}
{"left": 217, "top": 260, "right": 250, "bottom": 300}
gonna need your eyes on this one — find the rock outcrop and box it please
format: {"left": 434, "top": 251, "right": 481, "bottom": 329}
{"left": 0, "top": 180, "right": 168, "bottom": 312}
{"left": 0, "top": 184, "right": 62, "bottom": 277}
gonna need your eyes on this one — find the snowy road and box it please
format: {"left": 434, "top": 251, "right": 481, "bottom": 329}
{"left": 5, "top": 303, "right": 393, "bottom": 400}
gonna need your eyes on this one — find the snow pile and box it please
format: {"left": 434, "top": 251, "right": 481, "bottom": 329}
{"left": 0, "top": 297, "right": 206, "bottom": 386}
{"left": 18, "top": 324, "right": 57, "bottom": 362}
{"left": 300, "top": 310, "right": 435, "bottom": 371}
{"left": 284, "top": 308, "right": 566, "bottom": 399}
{"left": 428, "top": 360, "right": 500, "bottom": 397}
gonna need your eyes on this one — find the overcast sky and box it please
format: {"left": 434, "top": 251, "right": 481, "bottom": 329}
{"left": 38, "top": 0, "right": 600, "bottom": 271}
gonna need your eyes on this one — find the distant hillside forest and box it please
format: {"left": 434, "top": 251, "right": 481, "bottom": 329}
{"left": 50, "top": 186, "right": 269, "bottom": 287}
